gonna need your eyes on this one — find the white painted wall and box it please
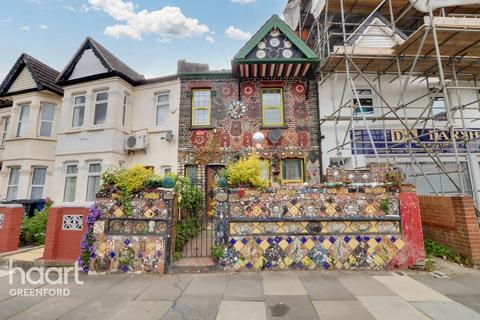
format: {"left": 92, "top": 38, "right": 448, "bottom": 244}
{"left": 69, "top": 49, "right": 108, "bottom": 80}
{"left": 7, "top": 67, "right": 36, "bottom": 93}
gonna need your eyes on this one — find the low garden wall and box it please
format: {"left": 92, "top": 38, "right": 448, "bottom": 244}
{"left": 419, "top": 195, "right": 480, "bottom": 263}
{"left": 0, "top": 204, "right": 23, "bottom": 253}
{"left": 87, "top": 189, "right": 176, "bottom": 274}
{"left": 215, "top": 184, "right": 424, "bottom": 271}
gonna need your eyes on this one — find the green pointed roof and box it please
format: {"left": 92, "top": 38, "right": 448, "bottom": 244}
{"left": 233, "top": 14, "right": 318, "bottom": 64}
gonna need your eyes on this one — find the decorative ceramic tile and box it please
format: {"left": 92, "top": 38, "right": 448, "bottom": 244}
{"left": 107, "top": 219, "right": 166, "bottom": 235}
{"left": 62, "top": 215, "right": 83, "bottom": 230}
{"left": 0, "top": 213, "right": 4, "bottom": 229}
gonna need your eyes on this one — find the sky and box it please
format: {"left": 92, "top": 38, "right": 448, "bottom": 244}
{"left": 0, "top": 0, "right": 288, "bottom": 80}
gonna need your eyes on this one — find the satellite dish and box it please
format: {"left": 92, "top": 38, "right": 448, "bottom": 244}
{"left": 253, "top": 132, "right": 265, "bottom": 143}
{"left": 165, "top": 131, "right": 174, "bottom": 142}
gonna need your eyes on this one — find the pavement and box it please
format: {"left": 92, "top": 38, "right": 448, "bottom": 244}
{"left": 1, "top": 262, "right": 480, "bottom": 319}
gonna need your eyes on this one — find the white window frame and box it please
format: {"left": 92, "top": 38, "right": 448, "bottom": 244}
{"left": 38, "top": 103, "right": 55, "bottom": 137}
{"left": 63, "top": 164, "right": 78, "bottom": 202}
{"left": 6, "top": 167, "right": 20, "bottom": 200}
{"left": 122, "top": 93, "right": 129, "bottom": 126}
{"left": 93, "top": 91, "right": 108, "bottom": 125}
{"left": 161, "top": 165, "right": 172, "bottom": 175}
{"left": 155, "top": 93, "right": 170, "bottom": 127}
{"left": 1, "top": 116, "right": 10, "bottom": 145}
{"left": 353, "top": 89, "right": 374, "bottom": 116}
{"left": 17, "top": 104, "right": 30, "bottom": 137}
{"left": 86, "top": 162, "right": 102, "bottom": 202}
{"left": 72, "top": 95, "right": 85, "bottom": 128}
{"left": 30, "top": 167, "right": 47, "bottom": 199}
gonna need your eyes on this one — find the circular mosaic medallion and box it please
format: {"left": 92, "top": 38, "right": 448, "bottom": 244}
{"left": 284, "top": 40, "right": 292, "bottom": 48}
{"left": 270, "top": 28, "right": 280, "bottom": 37}
{"left": 269, "top": 38, "right": 280, "bottom": 47}
{"left": 282, "top": 49, "right": 293, "bottom": 58}
{"left": 258, "top": 41, "right": 266, "bottom": 49}
{"left": 256, "top": 50, "right": 266, "bottom": 59}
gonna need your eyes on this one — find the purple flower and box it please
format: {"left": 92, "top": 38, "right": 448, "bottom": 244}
{"left": 137, "top": 252, "right": 143, "bottom": 259}
{"left": 82, "top": 266, "right": 89, "bottom": 272}
{"left": 122, "top": 265, "right": 129, "bottom": 272}
{"left": 108, "top": 251, "right": 116, "bottom": 258}
{"left": 89, "top": 252, "right": 96, "bottom": 259}
{"left": 124, "top": 239, "right": 131, "bottom": 246}
{"left": 156, "top": 250, "right": 162, "bottom": 257}
{"left": 89, "top": 245, "right": 96, "bottom": 252}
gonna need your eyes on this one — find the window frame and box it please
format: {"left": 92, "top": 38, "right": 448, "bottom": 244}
{"left": 63, "top": 164, "right": 78, "bottom": 202}
{"left": 72, "top": 95, "right": 86, "bottom": 128}
{"left": 86, "top": 162, "right": 102, "bottom": 202}
{"left": 16, "top": 104, "right": 30, "bottom": 137}
{"left": 155, "top": 92, "right": 170, "bottom": 127}
{"left": 93, "top": 91, "right": 108, "bottom": 126}
{"left": 6, "top": 167, "right": 20, "bottom": 200}
{"left": 122, "top": 93, "right": 129, "bottom": 126}
{"left": 184, "top": 164, "right": 199, "bottom": 185}
{"left": 30, "top": 166, "right": 47, "bottom": 199}
{"left": 191, "top": 89, "right": 211, "bottom": 127}
{"left": 352, "top": 88, "right": 374, "bottom": 116}
{"left": 261, "top": 88, "right": 284, "bottom": 127}
{"left": 280, "top": 158, "right": 304, "bottom": 184}
{"left": 38, "top": 103, "right": 55, "bottom": 137}
{"left": 1, "top": 116, "right": 10, "bottom": 145}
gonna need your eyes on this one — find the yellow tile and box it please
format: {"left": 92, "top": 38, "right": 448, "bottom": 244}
{"left": 113, "top": 208, "right": 124, "bottom": 218}
{"left": 284, "top": 256, "right": 294, "bottom": 266}
{"left": 233, "top": 240, "right": 244, "bottom": 251}
{"left": 322, "top": 239, "right": 332, "bottom": 250}
{"left": 348, "top": 238, "right": 359, "bottom": 250}
{"left": 395, "top": 239, "right": 405, "bottom": 250}
{"left": 367, "top": 238, "right": 378, "bottom": 249}
{"left": 373, "top": 254, "right": 384, "bottom": 266}
{"left": 302, "top": 255, "right": 313, "bottom": 267}
{"left": 304, "top": 239, "right": 315, "bottom": 250}
{"left": 278, "top": 239, "right": 289, "bottom": 250}
{"left": 259, "top": 240, "right": 270, "bottom": 251}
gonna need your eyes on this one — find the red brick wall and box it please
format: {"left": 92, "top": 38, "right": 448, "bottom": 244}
{"left": 419, "top": 195, "right": 480, "bottom": 263}
{"left": 0, "top": 205, "right": 23, "bottom": 253}
{"left": 43, "top": 206, "right": 89, "bottom": 262}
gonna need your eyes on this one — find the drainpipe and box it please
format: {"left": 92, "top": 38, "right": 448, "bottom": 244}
{"left": 316, "top": 76, "right": 324, "bottom": 181}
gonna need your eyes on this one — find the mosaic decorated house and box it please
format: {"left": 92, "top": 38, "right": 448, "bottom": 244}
{"left": 177, "top": 15, "right": 321, "bottom": 210}
{"left": 89, "top": 188, "right": 175, "bottom": 274}
{"left": 214, "top": 164, "right": 422, "bottom": 271}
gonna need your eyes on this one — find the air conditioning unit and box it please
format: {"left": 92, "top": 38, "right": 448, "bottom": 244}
{"left": 125, "top": 130, "right": 148, "bottom": 151}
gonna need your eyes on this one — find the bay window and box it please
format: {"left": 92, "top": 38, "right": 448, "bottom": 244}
{"left": 72, "top": 95, "right": 85, "bottom": 128}
{"left": 17, "top": 104, "right": 30, "bottom": 137}
{"left": 38, "top": 103, "right": 55, "bottom": 137}
{"left": 94, "top": 92, "right": 108, "bottom": 125}
{"left": 30, "top": 167, "right": 47, "bottom": 199}
{"left": 63, "top": 164, "right": 78, "bottom": 202}
{"left": 1, "top": 116, "right": 10, "bottom": 145}
{"left": 86, "top": 163, "right": 101, "bottom": 202}
{"left": 6, "top": 167, "right": 20, "bottom": 200}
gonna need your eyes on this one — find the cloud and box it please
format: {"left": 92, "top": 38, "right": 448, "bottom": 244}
{"left": 230, "top": 0, "right": 256, "bottom": 4}
{"left": 1, "top": 18, "right": 11, "bottom": 23}
{"left": 40, "top": 24, "right": 49, "bottom": 30}
{"left": 89, "top": 0, "right": 209, "bottom": 41}
{"left": 62, "top": 4, "right": 90, "bottom": 13}
{"left": 205, "top": 35, "right": 215, "bottom": 43}
{"left": 20, "top": 25, "right": 30, "bottom": 31}
{"left": 225, "top": 26, "right": 251, "bottom": 40}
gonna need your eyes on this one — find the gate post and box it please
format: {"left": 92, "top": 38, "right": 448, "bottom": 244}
{"left": 0, "top": 204, "right": 23, "bottom": 253}
{"left": 214, "top": 188, "right": 229, "bottom": 246}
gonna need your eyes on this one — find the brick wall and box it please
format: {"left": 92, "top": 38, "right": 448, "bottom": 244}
{"left": 419, "top": 195, "right": 480, "bottom": 262}
{"left": 0, "top": 205, "right": 23, "bottom": 253}
{"left": 43, "top": 206, "right": 89, "bottom": 262}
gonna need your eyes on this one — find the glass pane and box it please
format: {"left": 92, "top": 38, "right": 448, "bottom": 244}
{"left": 156, "top": 105, "right": 169, "bottom": 126}
{"left": 66, "top": 165, "right": 78, "bottom": 174}
{"left": 41, "top": 104, "right": 55, "bottom": 121}
{"left": 89, "top": 163, "right": 101, "bottom": 173}
{"left": 433, "top": 98, "right": 445, "bottom": 116}
{"left": 193, "top": 109, "right": 209, "bottom": 125}
{"left": 157, "top": 94, "right": 169, "bottom": 104}
{"left": 8, "top": 168, "right": 19, "bottom": 185}
{"left": 96, "top": 92, "right": 108, "bottom": 101}
{"left": 31, "top": 186, "right": 43, "bottom": 199}
{"left": 39, "top": 122, "right": 52, "bottom": 137}
{"left": 72, "top": 106, "right": 84, "bottom": 127}
{"left": 19, "top": 105, "right": 30, "bottom": 121}
{"left": 6, "top": 186, "right": 18, "bottom": 201}
{"left": 64, "top": 176, "right": 77, "bottom": 202}
{"left": 32, "top": 168, "right": 46, "bottom": 185}
{"left": 263, "top": 108, "right": 282, "bottom": 125}
{"left": 185, "top": 165, "right": 198, "bottom": 184}
{"left": 282, "top": 159, "right": 302, "bottom": 181}
{"left": 86, "top": 176, "right": 100, "bottom": 202}
{"left": 75, "top": 96, "right": 85, "bottom": 104}
{"left": 94, "top": 103, "right": 107, "bottom": 125}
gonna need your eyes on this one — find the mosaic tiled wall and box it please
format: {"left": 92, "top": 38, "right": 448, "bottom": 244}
{"left": 177, "top": 75, "right": 321, "bottom": 197}
{"left": 215, "top": 185, "right": 407, "bottom": 271}
{"left": 89, "top": 189, "right": 175, "bottom": 274}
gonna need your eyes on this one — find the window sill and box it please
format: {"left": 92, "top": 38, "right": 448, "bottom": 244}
{"left": 64, "top": 129, "right": 82, "bottom": 134}
{"left": 150, "top": 128, "right": 170, "bottom": 134}
{"left": 260, "top": 125, "right": 288, "bottom": 130}
{"left": 87, "top": 126, "right": 106, "bottom": 132}
{"left": 190, "top": 126, "right": 214, "bottom": 130}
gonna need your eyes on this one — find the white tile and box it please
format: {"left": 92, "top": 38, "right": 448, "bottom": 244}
{"left": 216, "top": 301, "right": 266, "bottom": 320}
{"left": 373, "top": 276, "right": 451, "bottom": 302}
{"left": 358, "top": 296, "right": 431, "bottom": 320}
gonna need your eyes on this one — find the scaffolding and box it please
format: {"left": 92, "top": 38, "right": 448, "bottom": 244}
{"left": 288, "top": 0, "right": 480, "bottom": 212}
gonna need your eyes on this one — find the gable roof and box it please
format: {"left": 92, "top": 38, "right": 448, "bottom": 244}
{"left": 57, "top": 37, "right": 145, "bottom": 85}
{"left": 233, "top": 14, "right": 317, "bottom": 63}
{"left": 350, "top": 13, "right": 406, "bottom": 47}
{"left": 0, "top": 53, "right": 63, "bottom": 97}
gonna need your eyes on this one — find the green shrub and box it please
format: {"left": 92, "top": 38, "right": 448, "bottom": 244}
{"left": 144, "top": 175, "right": 163, "bottom": 189}
{"left": 379, "top": 199, "right": 391, "bottom": 215}
{"left": 178, "top": 179, "right": 203, "bottom": 218}
{"left": 424, "top": 239, "right": 453, "bottom": 259}
{"left": 20, "top": 200, "right": 53, "bottom": 246}
{"left": 116, "top": 164, "right": 155, "bottom": 193}
{"left": 162, "top": 176, "right": 176, "bottom": 188}
{"left": 226, "top": 153, "right": 268, "bottom": 189}
{"left": 211, "top": 244, "right": 225, "bottom": 262}
{"left": 175, "top": 218, "right": 201, "bottom": 255}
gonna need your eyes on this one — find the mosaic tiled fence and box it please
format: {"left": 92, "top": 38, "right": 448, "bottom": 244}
{"left": 214, "top": 186, "right": 421, "bottom": 271}
{"left": 90, "top": 189, "right": 176, "bottom": 274}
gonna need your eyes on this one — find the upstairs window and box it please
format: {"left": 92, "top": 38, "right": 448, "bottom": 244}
{"left": 72, "top": 95, "right": 85, "bottom": 128}
{"left": 6, "top": 167, "right": 20, "bottom": 200}
{"left": 94, "top": 92, "right": 108, "bottom": 125}
{"left": 281, "top": 159, "right": 304, "bottom": 183}
{"left": 185, "top": 165, "right": 199, "bottom": 185}
{"left": 122, "top": 93, "right": 129, "bottom": 126}
{"left": 17, "top": 104, "right": 30, "bottom": 137}
{"left": 353, "top": 89, "right": 374, "bottom": 115}
{"left": 39, "top": 103, "right": 55, "bottom": 137}
{"left": 63, "top": 164, "right": 78, "bottom": 202}
{"left": 262, "top": 88, "right": 284, "bottom": 127}
{"left": 1, "top": 116, "right": 10, "bottom": 145}
{"left": 191, "top": 89, "right": 211, "bottom": 127}
{"left": 30, "top": 167, "right": 47, "bottom": 199}
{"left": 156, "top": 93, "right": 169, "bottom": 127}
{"left": 86, "top": 163, "right": 101, "bottom": 202}
{"left": 431, "top": 88, "right": 446, "bottom": 118}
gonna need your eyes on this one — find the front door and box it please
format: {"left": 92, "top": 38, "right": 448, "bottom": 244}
{"left": 206, "top": 165, "right": 225, "bottom": 214}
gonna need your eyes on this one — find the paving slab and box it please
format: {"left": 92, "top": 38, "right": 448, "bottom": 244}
{"left": 448, "top": 274, "right": 480, "bottom": 292}
{"left": 409, "top": 274, "right": 480, "bottom": 296}
{"left": 112, "top": 300, "right": 172, "bottom": 320}
{"left": 312, "top": 300, "right": 375, "bottom": 320}
{"left": 0, "top": 295, "right": 47, "bottom": 320}
{"left": 263, "top": 272, "right": 307, "bottom": 296}
{"left": 338, "top": 274, "right": 396, "bottom": 296}
{"left": 373, "top": 275, "right": 451, "bottom": 302}
{"left": 412, "top": 301, "right": 480, "bottom": 320}
{"left": 58, "top": 293, "right": 133, "bottom": 320}
{"left": 104, "top": 274, "right": 156, "bottom": 296}
{"left": 265, "top": 295, "right": 319, "bottom": 320}
{"left": 216, "top": 301, "right": 266, "bottom": 320}
{"left": 445, "top": 294, "right": 480, "bottom": 314}
{"left": 224, "top": 273, "right": 264, "bottom": 301}
{"left": 182, "top": 274, "right": 228, "bottom": 296}
{"left": 357, "top": 296, "right": 431, "bottom": 320}
{"left": 137, "top": 274, "right": 192, "bottom": 300}
{"left": 161, "top": 295, "right": 221, "bottom": 320}
{"left": 7, "top": 296, "right": 84, "bottom": 320}
{"left": 300, "top": 273, "right": 355, "bottom": 300}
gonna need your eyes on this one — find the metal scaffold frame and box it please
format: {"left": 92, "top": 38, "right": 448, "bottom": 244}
{"left": 296, "top": 0, "right": 480, "bottom": 205}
